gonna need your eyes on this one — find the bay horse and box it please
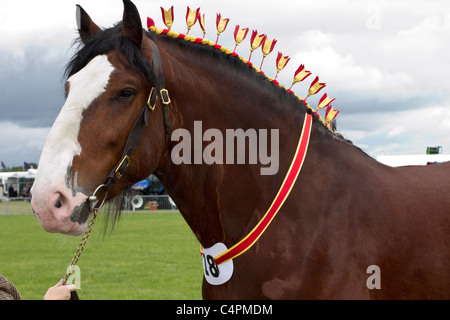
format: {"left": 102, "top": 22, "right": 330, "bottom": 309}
{"left": 31, "top": 0, "right": 449, "bottom": 299}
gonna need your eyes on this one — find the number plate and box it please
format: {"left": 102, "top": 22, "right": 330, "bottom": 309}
{"left": 201, "top": 243, "right": 234, "bottom": 285}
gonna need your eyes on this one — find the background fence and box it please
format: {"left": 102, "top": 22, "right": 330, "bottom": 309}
{"left": 0, "top": 198, "right": 32, "bottom": 215}
{"left": 0, "top": 195, "right": 177, "bottom": 215}
{"left": 122, "top": 194, "right": 178, "bottom": 211}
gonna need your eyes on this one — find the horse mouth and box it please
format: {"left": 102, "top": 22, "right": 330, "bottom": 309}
{"left": 33, "top": 211, "right": 86, "bottom": 236}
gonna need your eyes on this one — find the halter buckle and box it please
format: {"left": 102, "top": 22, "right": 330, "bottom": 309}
{"left": 147, "top": 88, "right": 171, "bottom": 111}
{"left": 115, "top": 155, "right": 130, "bottom": 180}
{"left": 160, "top": 89, "right": 171, "bottom": 105}
{"left": 147, "top": 87, "right": 157, "bottom": 111}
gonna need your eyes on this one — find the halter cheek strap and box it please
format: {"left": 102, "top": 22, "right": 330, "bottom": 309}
{"left": 148, "top": 40, "right": 172, "bottom": 144}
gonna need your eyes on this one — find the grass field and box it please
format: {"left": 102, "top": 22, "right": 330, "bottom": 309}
{"left": 0, "top": 199, "right": 34, "bottom": 215}
{"left": 0, "top": 210, "right": 203, "bottom": 300}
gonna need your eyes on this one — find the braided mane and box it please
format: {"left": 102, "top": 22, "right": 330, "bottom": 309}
{"left": 148, "top": 26, "right": 327, "bottom": 126}
{"left": 147, "top": 23, "right": 354, "bottom": 146}
{"left": 149, "top": 6, "right": 343, "bottom": 133}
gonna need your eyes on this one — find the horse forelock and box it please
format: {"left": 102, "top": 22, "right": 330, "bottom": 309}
{"left": 66, "top": 23, "right": 157, "bottom": 86}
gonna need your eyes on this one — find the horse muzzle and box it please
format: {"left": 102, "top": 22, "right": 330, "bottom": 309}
{"left": 31, "top": 187, "right": 89, "bottom": 236}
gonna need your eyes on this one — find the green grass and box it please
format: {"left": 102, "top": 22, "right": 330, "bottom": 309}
{"left": 0, "top": 212, "right": 203, "bottom": 300}
{"left": 0, "top": 199, "right": 33, "bottom": 215}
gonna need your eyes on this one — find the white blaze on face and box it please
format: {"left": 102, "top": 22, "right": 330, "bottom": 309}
{"left": 31, "top": 55, "right": 115, "bottom": 235}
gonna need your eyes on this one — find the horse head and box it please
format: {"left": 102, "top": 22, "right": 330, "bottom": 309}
{"left": 31, "top": 0, "right": 167, "bottom": 235}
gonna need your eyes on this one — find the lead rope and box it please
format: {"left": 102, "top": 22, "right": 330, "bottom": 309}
{"left": 61, "top": 184, "right": 107, "bottom": 300}
{"left": 62, "top": 208, "right": 98, "bottom": 285}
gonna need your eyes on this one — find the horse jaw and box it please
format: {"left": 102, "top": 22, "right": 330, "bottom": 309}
{"left": 31, "top": 55, "right": 115, "bottom": 235}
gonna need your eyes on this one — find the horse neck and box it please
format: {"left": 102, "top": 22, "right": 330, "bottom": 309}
{"left": 152, "top": 35, "right": 326, "bottom": 247}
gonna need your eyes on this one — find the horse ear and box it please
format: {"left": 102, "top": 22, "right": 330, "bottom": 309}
{"left": 122, "top": 0, "right": 143, "bottom": 47}
{"left": 76, "top": 5, "right": 101, "bottom": 44}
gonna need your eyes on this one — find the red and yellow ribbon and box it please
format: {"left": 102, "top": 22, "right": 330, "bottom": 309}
{"left": 160, "top": 6, "right": 174, "bottom": 30}
{"left": 261, "top": 36, "right": 277, "bottom": 57}
{"left": 215, "top": 13, "right": 230, "bottom": 44}
{"left": 233, "top": 25, "right": 249, "bottom": 53}
{"left": 259, "top": 36, "right": 277, "bottom": 70}
{"left": 317, "top": 93, "right": 335, "bottom": 112}
{"left": 289, "top": 64, "right": 312, "bottom": 90}
{"left": 248, "top": 30, "right": 265, "bottom": 62}
{"left": 198, "top": 12, "right": 206, "bottom": 38}
{"left": 147, "top": 17, "right": 155, "bottom": 29}
{"left": 274, "top": 52, "right": 290, "bottom": 80}
{"left": 213, "top": 112, "right": 313, "bottom": 266}
{"left": 307, "top": 76, "right": 326, "bottom": 99}
{"left": 185, "top": 7, "right": 200, "bottom": 34}
{"left": 325, "top": 105, "right": 339, "bottom": 130}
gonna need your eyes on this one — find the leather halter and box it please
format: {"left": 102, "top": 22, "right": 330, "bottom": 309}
{"left": 90, "top": 38, "right": 171, "bottom": 205}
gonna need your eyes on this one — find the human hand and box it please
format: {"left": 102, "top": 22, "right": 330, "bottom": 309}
{"left": 43, "top": 279, "right": 77, "bottom": 300}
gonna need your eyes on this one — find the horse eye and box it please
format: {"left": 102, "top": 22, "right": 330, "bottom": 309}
{"left": 118, "top": 88, "right": 135, "bottom": 100}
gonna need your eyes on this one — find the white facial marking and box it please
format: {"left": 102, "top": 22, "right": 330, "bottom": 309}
{"left": 31, "top": 55, "right": 114, "bottom": 233}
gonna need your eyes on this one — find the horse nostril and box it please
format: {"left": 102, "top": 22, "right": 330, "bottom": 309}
{"left": 55, "top": 199, "right": 62, "bottom": 209}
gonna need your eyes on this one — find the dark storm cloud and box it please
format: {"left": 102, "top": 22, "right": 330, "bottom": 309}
{"left": 0, "top": 45, "right": 67, "bottom": 127}
{"left": 335, "top": 91, "right": 447, "bottom": 116}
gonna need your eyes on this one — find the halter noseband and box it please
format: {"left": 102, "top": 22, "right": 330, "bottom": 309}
{"left": 89, "top": 38, "right": 171, "bottom": 208}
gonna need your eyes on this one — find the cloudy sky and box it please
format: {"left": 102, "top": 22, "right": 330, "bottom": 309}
{"left": 1, "top": 0, "right": 450, "bottom": 167}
